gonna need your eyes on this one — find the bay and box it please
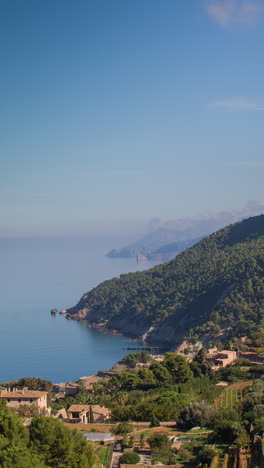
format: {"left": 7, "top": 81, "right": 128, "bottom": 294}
{"left": 0, "top": 236, "right": 157, "bottom": 383}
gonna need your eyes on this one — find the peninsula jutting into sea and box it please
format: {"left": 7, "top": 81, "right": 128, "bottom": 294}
{"left": 66, "top": 215, "right": 264, "bottom": 349}
{"left": 2, "top": 221, "right": 264, "bottom": 466}
{"left": 3, "top": 0, "right": 264, "bottom": 465}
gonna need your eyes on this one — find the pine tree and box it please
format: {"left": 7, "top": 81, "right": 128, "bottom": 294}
{"left": 89, "top": 405, "right": 94, "bottom": 423}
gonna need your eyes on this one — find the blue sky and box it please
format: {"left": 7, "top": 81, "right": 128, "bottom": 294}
{"left": 1, "top": 0, "right": 264, "bottom": 237}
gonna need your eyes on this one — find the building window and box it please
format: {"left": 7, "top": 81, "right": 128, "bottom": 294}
{"left": 18, "top": 399, "right": 21, "bottom": 403}
{"left": 7, "top": 399, "right": 10, "bottom": 402}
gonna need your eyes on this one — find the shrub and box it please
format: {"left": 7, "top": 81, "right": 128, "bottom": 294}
{"left": 178, "top": 447, "right": 193, "bottom": 463}
{"left": 120, "top": 451, "right": 140, "bottom": 464}
{"left": 114, "top": 422, "right": 133, "bottom": 435}
{"left": 177, "top": 401, "right": 214, "bottom": 430}
{"left": 197, "top": 445, "right": 217, "bottom": 466}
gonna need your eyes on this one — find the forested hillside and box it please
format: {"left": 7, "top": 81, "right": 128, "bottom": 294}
{"left": 67, "top": 215, "right": 264, "bottom": 347}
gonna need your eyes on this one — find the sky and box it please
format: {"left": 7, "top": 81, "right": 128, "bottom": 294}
{"left": 1, "top": 0, "right": 264, "bottom": 237}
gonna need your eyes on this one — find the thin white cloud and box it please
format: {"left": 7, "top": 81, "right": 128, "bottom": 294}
{"left": 146, "top": 201, "right": 264, "bottom": 236}
{"left": 204, "top": 0, "right": 264, "bottom": 27}
{"left": 214, "top": 97, "right": 264, "bottom": 111}
{"left": 239, "top": 161, "right": 264, "bottom": 166}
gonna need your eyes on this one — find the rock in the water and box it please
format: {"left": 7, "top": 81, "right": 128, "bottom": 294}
{"left": 59, "top": 309, "right": 67, "bottom": 315}
{"left": 50, "top": 308, "right": 58, "bottom": 315}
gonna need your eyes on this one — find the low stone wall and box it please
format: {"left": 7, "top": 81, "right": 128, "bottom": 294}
{"left": 121, "top": 465, "right": 178, "bottom": 468}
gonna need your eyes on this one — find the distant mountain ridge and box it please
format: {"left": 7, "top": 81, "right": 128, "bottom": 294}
{"left": 107, "top": 236, "right": 202, "bottom": 262}
{"left": 106, "top": 216, "right": 246, "bottom": 261}
{"left": 146, "top": 237, "right": 203, "bottom": 261}
{"left": 67, "top": 215, "right": 264, "bottom": 348}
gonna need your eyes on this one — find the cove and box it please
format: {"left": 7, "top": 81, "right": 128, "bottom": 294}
{"left": 0, "top": 236, "right": 158, "bottom": 383}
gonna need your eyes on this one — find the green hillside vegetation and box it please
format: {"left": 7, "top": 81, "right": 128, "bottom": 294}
{"left": 51, "top": 350, "right": 219, "bottom": 422}
{"left": 51, "top": 348, "right": 263, "bottom": 465}
{"left": 67, "top": 215, "right": 264, "bottom": 346}
{"left": 49, "top": 347, "right": 264, "bottom": 465}
{"left": 146, "top": 237, "right": 202, "bottom": 261}
{"left": 84, "top": 350, "right": 260, "bottom": 424}
{"left": 0, "top": 399, "right": 98, "bottom": 468}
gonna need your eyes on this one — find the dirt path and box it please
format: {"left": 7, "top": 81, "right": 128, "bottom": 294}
{"left": 111, "top": 442, "right": 122, "bottom": 468}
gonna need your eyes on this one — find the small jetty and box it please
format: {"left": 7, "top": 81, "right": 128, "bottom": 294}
{"left": 50, "top": 308, "right": 58, "bottom": 315}
{"left": 123, "top": 346, "right": 165, "bottom": 351}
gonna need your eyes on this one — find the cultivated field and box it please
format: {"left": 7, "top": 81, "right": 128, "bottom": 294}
{"left": 214, "top": 381, "right": 252, "bottom": 410}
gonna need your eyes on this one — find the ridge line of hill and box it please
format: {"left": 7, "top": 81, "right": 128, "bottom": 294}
{"left": 66, "top": 215, "right": 264, "bottom": 348}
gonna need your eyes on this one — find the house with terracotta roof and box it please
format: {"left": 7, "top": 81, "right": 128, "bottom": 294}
{"left": 206, "top": 349, "right": 237, "bottom": 370}
{"left": 0, "top": 387, "right": 50, "bottom": 415}
{"left": 214, "top": 350, "right": 237, "bottom": 368}
{"left": 67, "top": 404, "right": 110, "bottom": 424}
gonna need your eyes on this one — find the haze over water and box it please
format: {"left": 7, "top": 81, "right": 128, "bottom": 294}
{"left": 1, "top": 237, "right": 157, "bottom": 383}
{"left": 2, "top": 0, "right": 264, "bottom": 385}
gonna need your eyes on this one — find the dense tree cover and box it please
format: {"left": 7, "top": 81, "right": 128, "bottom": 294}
{"left": 113, "top": 422, "right": 133, "bottom": 435}
{"left": 216, "top": 341, "right": 264, "bottom": 382}
{"left": 176, "top": 377, "right": 264, "bottom": 446}
{"left": 120, "top": 351, "right": 153, "bottom": 368}
{"left": 68, "top": 215, "right": 264, "bottom": 345}
{"left": 243, "top": 329, "right": 264, "bottom": 353}
{"left": 190, "top": 349, "right": 214, "bottom": 378}
{"left": 242, "top": 379, "right": 264, "bottom": 435}
{"left": 17, "top": 378, "right": 53, "bottom": 392}
{"left": 147, "top": 434, "right": 175, "bottom": 465}
{"left": 0, "top": 400, "right": 98, "bottom": 468}
{"left": 177, "top": 401, "right": 214, "bottom": 430}
{"left": 209, "top": 408, "right": 243, "bottom": 442}
{"left": 51, "top": 354, "right": 218, "bottom": 423}
{"left": 82, "top": 353, "right": 221, "bottom": 423}
{"left": 197, "top": 446, "right": 217, "bottom": 466}
{"left": 1, "top": 378, "right": 52, "bottom": 393}
{"left": 49, "top": 350, "right": 223, "bottom": 423}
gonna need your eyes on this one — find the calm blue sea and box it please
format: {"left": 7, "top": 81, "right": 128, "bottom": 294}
{"left": 0, "top": 236, "right": 157, "bottom": 383}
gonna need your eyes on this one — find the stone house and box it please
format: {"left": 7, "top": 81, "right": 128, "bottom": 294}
{"left": 206, "top": 349, "right": 237, "bottom": 370}
{"left": 67, "top": 404, "right": 110, "bottom": 424}
{"left": 0, "top": 387, "right": 50, "bottom": 414}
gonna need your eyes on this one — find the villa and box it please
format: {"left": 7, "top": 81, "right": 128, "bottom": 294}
{"left": 206, "top": 349, "right": 237, "bottom": 370}
{"left": 67, "top": 404, "right": 110, "bottom": 423}
{"left": 0, "top": 387, "right": 50, "bottom": 414}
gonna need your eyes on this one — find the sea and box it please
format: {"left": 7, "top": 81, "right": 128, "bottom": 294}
{"left": 1, "top": 236, "right": 158, "bottom": 384}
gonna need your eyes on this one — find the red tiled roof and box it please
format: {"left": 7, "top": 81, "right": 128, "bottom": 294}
{"left": 0, "top": 389, "right": 47, "bottom": 399}
{"left": 68, "top": 405, "right": 90, "bottom": 413}
{"left": 68, "top": 404, "right": 110, "bottom": 416}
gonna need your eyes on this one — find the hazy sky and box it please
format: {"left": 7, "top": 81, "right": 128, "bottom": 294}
{"left": 1, "top": 0, "right": 264, "bottom": 236}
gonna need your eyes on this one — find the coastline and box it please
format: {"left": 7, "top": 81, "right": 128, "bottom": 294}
{"left": 65, "top": 314, "right": 144, "bottom": 341}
